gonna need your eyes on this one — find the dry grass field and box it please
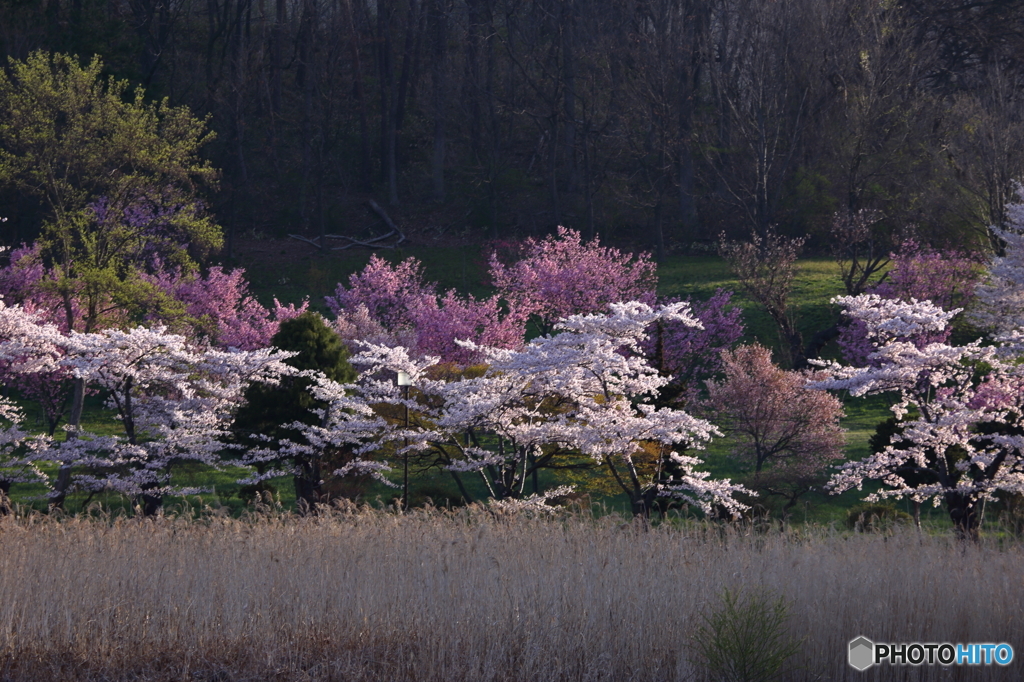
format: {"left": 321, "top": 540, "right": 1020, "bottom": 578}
{"left": 0, "top": 506, "right": 1021, "bottom": 681}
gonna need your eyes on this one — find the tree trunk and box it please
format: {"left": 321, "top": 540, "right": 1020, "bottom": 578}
{"left": 560, "top": 0, "right": 577, "bottom": 194}
{"left": 140, "top": 489, "right": 163, "bottom": 517}
{"left": 394, "top": 0, "right": 420, "bottom": 131}
{"left": 0, "top": 480, "right": 11, "bottom": 516}
{"left": 653, "top": 197, "right": 665, "bottom": 263}
{"left": 429, "top": 0, "right": 448, "bottom": 202}
{"left": 629, "top": 487, "right": 658, "bottom": 520}
{"left": 343, "top": 0, "right": 373, "bottom": 192}
{"left": 51, "top": 376, "right": 87, "bottom": 510}
{"left": 946, "top": 492, "right": 982, "bottom": 542}
{"left": 271, "top": 0, "right": 286, "bottom": 114}
{"left": 294, "top": 458, "right": 323, "bottom": 514}
{"left": 448, "top": 470, "right": 474, "bottom": 505}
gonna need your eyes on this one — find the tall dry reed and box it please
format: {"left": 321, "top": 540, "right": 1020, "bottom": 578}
{"left": 0, "top": 507, "right": 1020, "bottom": 681}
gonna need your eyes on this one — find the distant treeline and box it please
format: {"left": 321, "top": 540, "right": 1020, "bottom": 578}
{"left": 2, "top": 0, "right": 1023, "bottom": 254}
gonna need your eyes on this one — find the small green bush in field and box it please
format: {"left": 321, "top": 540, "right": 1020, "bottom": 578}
{"left": 845, "top": 502, "right": 912, "bottom": 532}
{"left": 692, "top": 589, "right": 801, "bottom": 682}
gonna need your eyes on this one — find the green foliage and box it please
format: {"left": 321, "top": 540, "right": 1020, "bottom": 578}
{"left": 845, "top": 503, "right": 912, "bottom": 532}
{"left": 691, "top": 589, "right": 802, "bottom": 682}
{"left": 233, "top": 311, "right": 357, "bottom": 446}
{"left": 0, "top": 50, "right": 219, "bottom": 330}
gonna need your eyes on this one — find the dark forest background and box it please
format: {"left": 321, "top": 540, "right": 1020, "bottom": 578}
{"left": 2, "top": 0, "right": 1024, "bottom": 257}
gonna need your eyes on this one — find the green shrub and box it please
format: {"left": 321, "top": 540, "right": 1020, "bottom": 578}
{"left": 691, "top": 589, "right": 801, "bottom": 682}
{"left": 845, "top": 503, "right": 912, "bottom": 532}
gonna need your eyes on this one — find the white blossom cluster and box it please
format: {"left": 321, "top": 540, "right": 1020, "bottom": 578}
{"left": 0, "top": 304, "right": 295, "bottom": 504}
{"left": 0, "top": 298, "right": 753, "bottom": 515}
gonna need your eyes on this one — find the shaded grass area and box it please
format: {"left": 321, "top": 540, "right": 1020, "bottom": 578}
{"left": 0, "top": 510, "right": 1021, "bottom": 681}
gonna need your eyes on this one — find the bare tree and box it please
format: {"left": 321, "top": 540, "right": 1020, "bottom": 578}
{"left": 719, "top": 228, "right": 806, "bottom": 368}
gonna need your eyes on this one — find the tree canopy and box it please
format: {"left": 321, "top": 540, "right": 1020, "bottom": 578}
{"left": 0, "top": 50, "right": 220, "bottom": 332}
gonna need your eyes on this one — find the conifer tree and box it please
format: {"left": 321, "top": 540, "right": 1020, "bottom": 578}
{"left": 232, "top": 312, "right": 358, "bottom": 510}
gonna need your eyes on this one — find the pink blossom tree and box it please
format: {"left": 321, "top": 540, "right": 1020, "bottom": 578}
{"left": 325, "top": 254, "right": 436, "bottom": 332}
{"left": 143, "top": 264, "right": 308, "bottom": 350}
{"left": 643, "top": 289, "right": 745, "bottom": 405}
{"left": 326, "top": 254, "right": 524, "bottom": 365}
{"left": 814, "top": 294, "right": 1024, "bottom": 541}
{"left": 705, "top": 344, "right": 845, "bottom": 512}
{"left": 488, "top": 227, "right": 658, "bottom": 336}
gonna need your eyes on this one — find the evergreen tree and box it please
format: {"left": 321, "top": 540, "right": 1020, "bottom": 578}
{"left": 232, "top": 312, "right": 358, "bottom": 511}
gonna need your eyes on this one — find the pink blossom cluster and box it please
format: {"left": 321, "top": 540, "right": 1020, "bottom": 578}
{"left": 142, "top": 264, "right": 308, "bottom": 350}
{"left": 642, "top": 289, "right": 745, "bottom": 401}
{"left": 326, "top": 228, "right": 662, "bottom": 367}
{"left": 705, "top": 344, "right": 845, "bottom": 507}
{"left": 488, "top": 227, "right": 658, "bottom": 335}
{"left": 326, "top": 254, "right": 525, "bottom": 365}
{"left": 0, "top": 243, "right": 84, "bottom": 332}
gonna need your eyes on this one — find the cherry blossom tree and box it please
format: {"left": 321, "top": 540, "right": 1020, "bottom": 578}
{"left": 309, "top": 302, "right": 748, "bottom": 518}
{"left": 1, "top": 246, "right": 307, "bottom": 434}
{"left": 325, "top": 255, "right": 436, "bottom": 332}
{"left": 38, "top": 325, "right": 294, "bottom": 515}
{"left": 0, "top": 397, "right": 50, "bottom": 512}
{"left": 0, "top": 297, "right": 65, "bottom": 375}
{"left": 705, "top": 344, "right": 845, "bottom": 512}
{"left": 813, "top": 294, "right": 1024, "bottom": 541}
{"left": 487, "top": 227, "right": 658, "bottom": 336}
{"left": 0, "top": 302, "right": 64, "bottom": 490}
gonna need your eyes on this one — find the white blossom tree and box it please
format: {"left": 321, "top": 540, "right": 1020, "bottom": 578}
{"left": 0, "top": 396, "right": 50, "bottom": 512}
{"left": 39, "top": 326, "right": 295, "bottom": 515}
{"left": 303, "top": 302, "right": 748, "bottom": 517}
{"left": 972, "top": 182, "right": 1024, "bottom": 336}
{"left": 813, "top": 294, "right": 1024, "bottom": 540}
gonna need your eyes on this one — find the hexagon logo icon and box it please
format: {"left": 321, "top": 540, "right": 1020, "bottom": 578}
{"left": 849, "top": 636, "right": 875, "bottom": 671}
